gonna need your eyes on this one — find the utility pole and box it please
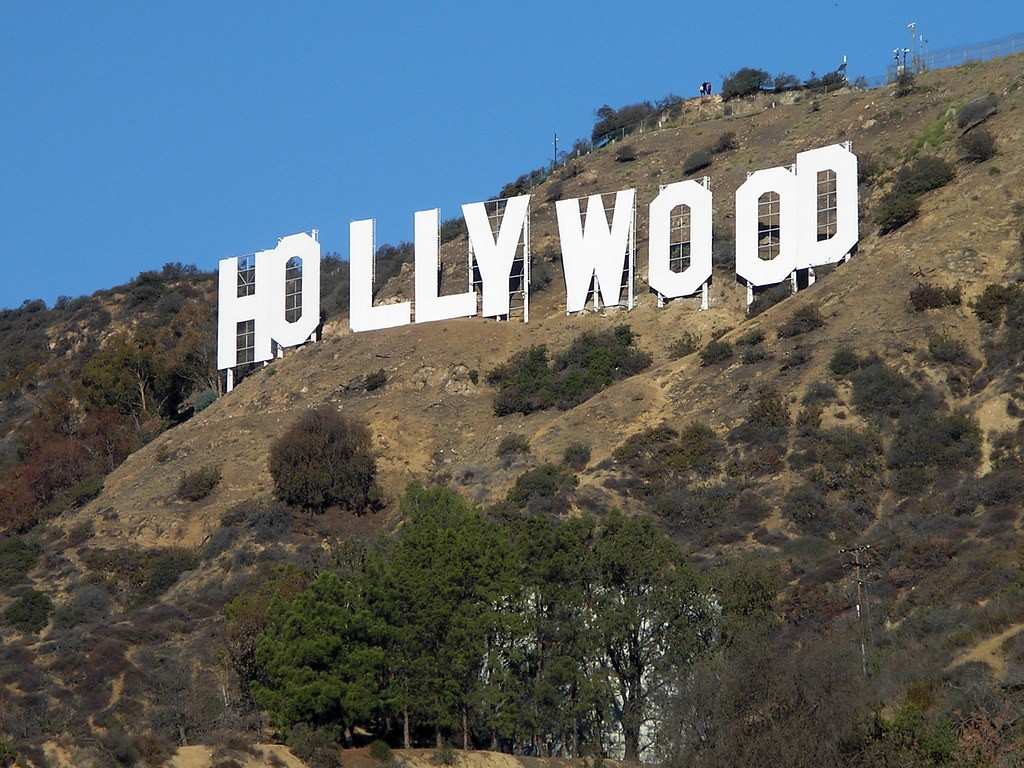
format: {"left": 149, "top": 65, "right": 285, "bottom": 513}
{"left": 552, "top": 132, "right": 559, "bottom": 170}
{"left": 841, "top": 544, "right": 873, "bottom": 677}
{"left": 907, "top": 22, "right": 918, "bottom": 73}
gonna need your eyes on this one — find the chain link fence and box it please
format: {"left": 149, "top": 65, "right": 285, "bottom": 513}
{"left": 526, "top": 31, "right": 1024, "bottom": 193}
{"left": 886, "top": 32, "right": 1024, "bottom": 82}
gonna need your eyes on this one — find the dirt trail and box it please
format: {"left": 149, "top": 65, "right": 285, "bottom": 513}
{"left": 947, "top": 623, "right": 1024, "bottom": 678}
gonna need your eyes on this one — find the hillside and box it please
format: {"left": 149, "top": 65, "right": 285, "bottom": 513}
{"left": 2, "top": 53, "right": 1024, "bottom": 767}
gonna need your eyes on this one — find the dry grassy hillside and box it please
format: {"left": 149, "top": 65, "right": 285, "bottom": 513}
{"left": 3, "top": 53, "right": 1024, "bottom": 767}
{"left": 72, "top": 54, "right": 1023, "bottom": 548}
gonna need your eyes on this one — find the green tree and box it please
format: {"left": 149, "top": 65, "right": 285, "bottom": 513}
{"left": 253, "top": 570, "right": 386, "bottom": 739}
{"left": 370, "top": 484, "right": 511, "bottom": 748}
{"left": 501, "top": 513, "right": 607, "bottom": 757}
{"left": 81, "top": 333, "right": 170, "bottom": 422}
{"left": 590, "top": 512, "right": 714, "bottom": 761}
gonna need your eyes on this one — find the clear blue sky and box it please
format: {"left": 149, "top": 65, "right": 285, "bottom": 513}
{"left": 2, "top": 1, "right": 1021, "bottom": 309}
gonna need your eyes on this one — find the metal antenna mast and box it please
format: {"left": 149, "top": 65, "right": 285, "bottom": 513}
{"left": 841, "top": 544, "right": 873, "bottom": 677}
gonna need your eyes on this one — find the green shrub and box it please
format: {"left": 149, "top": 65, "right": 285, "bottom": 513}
{"left": 269, "top": 406, "right": 380, "bottom": 512}
{"left": 858, "top": 154, "right": 883, "bottom": 185}
{"left": 712, "top": 132, "right": 738, "bottom": 153}
{"left": 850, "top": 363, "right": 917, "bottom": 419}
{"left": 683, "top": 148, "right": 713, "bottom": 175}
{"left": 828, "top": 346, "right": 863, "bottom": 377}
{"left": 722, "top": 68, "right": 771, "bottom": 100}
{"left": 802, "top": 381, "right": 836, "bottom": 404}
{"left": 221, "top": 498, "right": 292, "bottom": 543}
{"left": 614, "top": 422, "right": 724, "bottom": 496}
{"left": 928, "top": 334, "right": 973, "bottom": 366}
{"left": 507, "top": 464, "right": 577, "bottom": 515}
{"left": 782, "top": 483, "right": 830, "bottom": 537}
{"left": 742, "top": 345, "right": 768, "bottom": 364}
{"left": 53, "top": 583, "right": 111, "bottom": 629}
{"left": 440, "top": 216, "right": 467, "bottom": 244}
{"left": 497, "top": 434, "right": 530, "bottom": 459}
{"left": 959, "top": 128, "right": 996, "bottom": 162}
{"left": 2, "top": 588, "right": 52, "bottom": 633}
{"left": 287, "top": 725, "right": 341, "bottom": 768}
{"left": 0, "top": 536, "right": 40, "bottom": 588}
{"left": 773, "top": 73, "right": 800, "bottom": 92}
{"left": 562, "top": 442, "right": 591, "bottom": 471}
{"left": 591, "top": 101, "right": 656, "bottom": 142}
{"left": 176, "top": 465, "right": 222, "bottom": 501}
{"left": 780, "top": 347, "right": 810, "bottom": 371}
{"left": 700, "top": 340, "right": 733, "bottom": 366}
{"left": 433, "top": 743, "right": 457, "bottom": 767}
{"left": 956, "top": 95, "right": 998, "bottom": 130}
{"left": 736, "top": 329, "right": 765, "bottom": 346}
{"left": 487, "top": 326, "right": 651, "bottom": 415}
{"left": 874, "top": 191, "right": 920, "bottom": 234}
{"left": 668, "top": 331, "right": 700, "bottom": 359}
{"left": 894, "top": 71, "right": 915, "bottom": 97}
{"left": 777, "top": 305, "right": 824, "bottom": 338}
{"left": 908, "top": 282, "right": 961, "bottom": 311}
{"left": 368, "top": 739, "right": 393, "bottom": 764}
{"left": 888, "top": 409, "right": 981, "bottom": 475}
{"left": 193, "top": 388, "right": 217, "bottom": 413}
{"left": 364, "top": 368, "right": 387, "bottom": 391}
{"left": 974, "top": 284, "right": 1023, "bottom": 326}
{"left": 893, "top": 156, "right": 955, "bottom": 197}
{"left": 82, "top": 546, "right": 198, "bottom": 605}
{"left": 749, "top": 284, "right": 791, "bottom": 316}
{"left": 615, "top": 144, "right": 637, "bottom": 162}
{"left": 730, "top": 387, "right": 789, "bottom": 446}
{"left": 0, "top": 739, "right": 15, "bottom": 768}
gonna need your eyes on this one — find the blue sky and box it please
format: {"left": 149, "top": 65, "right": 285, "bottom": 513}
{"left": 2, "top": 1, "right": 1022, "bottom": 309}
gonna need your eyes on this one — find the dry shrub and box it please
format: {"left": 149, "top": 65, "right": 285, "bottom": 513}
{"left": 269, "top": 406, "right": 380, "bottom": 513}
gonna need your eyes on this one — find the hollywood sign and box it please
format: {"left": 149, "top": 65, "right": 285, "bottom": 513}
{"left": 218, "top": 142, "right": 857, "bottom": 390}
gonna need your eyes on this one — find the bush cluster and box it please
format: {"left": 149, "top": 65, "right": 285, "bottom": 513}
{"left": 614, "top": 422, "right": 724, "bottom": 499}
{"left": 506, "top": 464, "right": 578, "bottom": 516}
{"left": 875, "top": 156, "right": 955, "bottom": 236}
{"left": 974, "top": 284, "right": 1024, "bottom": 326}
{"left": 888, "top": 409, "right": 981, "bottom": 494}
{"left": 268, "top": 406, "right": 381, "bottom": 513}
{"left": 958, "top": 128, "right": 996, "bottom": 163}
{"left": 487, "top": 325, "right": 651, "bottom": 415}
{"left": 928, "top": 334, "right": 973, "bottom": 367}
{"left": 956, "top": 95, "right": 998, "bottom": 130}
{"left": 908, "top": 282, "right": 961, "bottom": 311}
{"left": 893, "top": 156, "right": 955, "bottom": 197}
{"left": 749, "top": 284, "right": 791, "bottom": 317}
{"left": 712, "top": 131, "right": 738, "bottom": 153}
{"left": 615, "top": 144, "right": 637, "bottom": 162}
{"left": 668, "top": 331, "right": 701, "bottom": 359}
{"left": 562, "top": 442, "right": 591, "bottom": 471}
{"left": 722, "top": 68, "right": 771, "bottom": 100}
{"left": 2, "top": 589, "right": 53, "bottom": 634}
{"left": 176, "top": 464, "right": 221, "bottom": 501}
{"left": 729, "top": 387, "right": 789, "bottom": 447}
{"left": 874, "top": 192, "right": 920, "bottom": 235}
{"left": 497, "top": 434, "right": 530, "bottom": 459}
{"left": 700, "top": 340, "right": 733, "bottom": 366}
{"left": 220, "top": 498, "right": 292, "bottom": 544}
{"left": 777, "top": 305, "right": 824, "bottom": 338}
{"left": 0, "top": 536, "right": 40, "bottom": 588}
{"left": 440, "top": 216, "right": 467, "bottom": 244}
{"left": 849, "top": 363, "right": 917, "bottom": 420}
{"left": 81, "top": 546, "right": 198, "bottom": 605}
{"left": 683, "top": 148, "right": 713, "bottom": 176}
